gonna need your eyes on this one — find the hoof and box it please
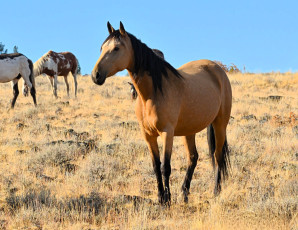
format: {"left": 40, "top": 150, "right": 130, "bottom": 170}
{"left": 158, "top": 191, "right": 164, "bottom": 204}
{"left": 178, "top": 192, "right": 188, "bottom": 203}
{"left": 214, "top": 185, "right": 221, "bottom": 197}
{"left": 163, "top": 190, "right": 171, "bottom": 205}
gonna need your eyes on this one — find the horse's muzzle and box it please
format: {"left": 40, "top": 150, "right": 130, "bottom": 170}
{"left": 92, "top": 72, "right": 106, "bottom": 85}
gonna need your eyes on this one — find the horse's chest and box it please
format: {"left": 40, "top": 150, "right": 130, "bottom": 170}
{"left": 138, "top": 106, "right": 170, "bottom": 136}
{"left": 43, "top": 60, "right": 58, "bottom": 76}
{"left": 141, "top": 116, "right": 159, "bottom": 135}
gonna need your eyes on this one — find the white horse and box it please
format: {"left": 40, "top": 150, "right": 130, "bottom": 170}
{"left": 0, "top": 53, "right": 37, "bottom": 108}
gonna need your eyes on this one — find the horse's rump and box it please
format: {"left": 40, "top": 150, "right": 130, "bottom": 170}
{"left": 0, "top": 53, "right": 32, "bottom": 83}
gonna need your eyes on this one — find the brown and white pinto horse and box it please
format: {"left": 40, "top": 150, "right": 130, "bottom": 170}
{"left": 92, "top": 22, "right": 232, "bottom": 204}
{"left": 0, "top": 53, "right": 36, "bottom": 108}
{"left": 33, "top": 50, "right": 78, "bottom": 98}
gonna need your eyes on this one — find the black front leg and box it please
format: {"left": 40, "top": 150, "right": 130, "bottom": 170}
{"left": 161, "top": 154, "right": 171, "bottom": 204}
{"left": 152, "top": 155, "right": 165, "bottom": 204}
{"left": 11, "top": 82, "right": 19, "bottom": 108}
{"left": 30, "top": 86, "right": 37, "bottom": 106}
{"left": 144, "top": 134, "right": 165, "bottom": 204}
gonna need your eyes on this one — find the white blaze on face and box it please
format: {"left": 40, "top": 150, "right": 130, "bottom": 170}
{"left": 102, "top": 38, "right": 121, "bottom": 53}
{"left": 0, "top": 56, "right": 30, "bottom": 83}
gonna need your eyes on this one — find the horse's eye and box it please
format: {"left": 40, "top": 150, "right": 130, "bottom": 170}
{"left": 113, "top": 47, "right": 119, "bottom": 52}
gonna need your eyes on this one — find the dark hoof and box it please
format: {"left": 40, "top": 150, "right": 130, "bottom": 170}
{"left": 180, "top": 186, "right": 190, "bottom": 203}
{"left": 158, "top": 191, "right": 171, "bottom": 206}
{"left": 214, "top": 186, "right": 221, "bottom": 197}
{"left": 158, "top": 191, "right": 164, "bottom": 204}
{"left": 163, "top": 191, "right": 171, "bottom": 206}
{"left": 183, "top": 193, "right": 189, "bottom": 203}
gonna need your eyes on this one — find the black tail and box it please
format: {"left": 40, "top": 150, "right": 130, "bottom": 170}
{"left": 27, "top": 59, "right": 35, "bottom": 87}
{"left": 207, "top": 124, "right": 230, "bottom": 183}
{"left": 207, "top": 125, "right": 216, "bottom": 169}
{"left": 27, "top": 59, "right": 37, "bottom": 106}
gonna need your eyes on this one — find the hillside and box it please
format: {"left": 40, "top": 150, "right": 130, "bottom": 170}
{"left": 0, "top": 72, "right": 297, "bottom": 229}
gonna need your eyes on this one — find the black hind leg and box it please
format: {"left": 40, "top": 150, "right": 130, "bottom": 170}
{"left": 30, "top": 86, "right": 37, "bottom": 106}
{"left": 181, "top": 134, "right": 198, "bottom": 203}
{"left": 11, "top": 81, "right": 19, "bottom": 108}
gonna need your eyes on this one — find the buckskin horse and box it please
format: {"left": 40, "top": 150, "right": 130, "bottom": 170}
{"left": 91, "top": 22, "right": 232, "bottom": 204}
{"left": 33, "top": 50, "right": 78, "bottom": 98}
{"left": 0, "top": 53, "right": 37, "bottom": 108}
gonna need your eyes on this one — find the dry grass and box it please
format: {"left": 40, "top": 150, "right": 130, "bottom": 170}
{"left": 0, "top": 72, "right": 297, "bottom": 229}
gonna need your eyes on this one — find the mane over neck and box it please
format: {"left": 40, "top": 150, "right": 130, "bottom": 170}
{"left": 102, "top": 30, "right": 183, "bottom": 93}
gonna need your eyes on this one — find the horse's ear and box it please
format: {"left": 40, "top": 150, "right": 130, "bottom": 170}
{"left": 119, "top": 21, "right": 126, "bottom": 36}
{"left": 107, "top": 21, "right": 115, "bottom": 34}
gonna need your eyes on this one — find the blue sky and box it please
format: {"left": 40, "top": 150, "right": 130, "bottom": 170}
{"left": 1, "top": 0, "right": 297, "bottom": 74}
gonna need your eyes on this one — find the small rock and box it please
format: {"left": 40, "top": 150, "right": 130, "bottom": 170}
{"left": 241, "top": 114, "right": 256, "bottom": 120}
{"left": 93, "top": 113, "right": 100, "bottom": 118}
{"left": 16, "top": 123, "right": 26, "bottom": 130}
{"left": 15, "top": 150, "right": 26, "bottom": 155}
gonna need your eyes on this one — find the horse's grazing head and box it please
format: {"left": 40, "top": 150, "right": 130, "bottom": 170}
{"left": 128, "top": 82, "right": 137, "bottom": 100}
{"left": 22, "top": 84, "right": 29, "bottom": 97}
{"left": 92, "top": 22, "right": 132, "bottom": 85}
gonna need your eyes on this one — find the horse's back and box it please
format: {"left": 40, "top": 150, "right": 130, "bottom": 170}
{"left": 179, "top": 60, "right": 226, "bottom": 80}
{"left": 40, "top": 51, "right": 78, "bottom": 76}
{"left": 59, "top": 52, "right": 78, "bottom": 74}
{"left": 178, "top": 59, "right": 231, "bottom": 96}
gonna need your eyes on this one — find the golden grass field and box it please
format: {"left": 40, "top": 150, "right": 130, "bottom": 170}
{"left": 0, "top": 72, "right": 297, "bottom": 229}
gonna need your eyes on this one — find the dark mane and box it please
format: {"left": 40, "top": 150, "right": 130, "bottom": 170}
{"left": 102, "top": 30, "right": 183, "bottom": 93}
{"left": 0, "top": 53, "right": 23, "bottom": 60}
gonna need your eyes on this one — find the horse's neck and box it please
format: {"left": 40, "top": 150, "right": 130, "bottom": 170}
{"left": 128, "top": 69, "right": 182, "bottom": 103}
{"left": 128, "top": 71, "right": 154, "bottom": 102}
{"left": 34, "top": 58, "right": 47, "bottom": 76}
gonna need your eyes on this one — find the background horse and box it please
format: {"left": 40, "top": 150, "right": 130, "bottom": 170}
{"left": 0, "top": 53, "right": 36, "bottom": 108}
{"left": 33, "top": 50, "right": 78, "bottom": 98}
{"left": 92, "top": 22, "right": 232, "bottom": 204}
{"left": 128, "top": 49, "right": 164, "bottom": 100}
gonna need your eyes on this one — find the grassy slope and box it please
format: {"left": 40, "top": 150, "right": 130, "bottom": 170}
{"left": 0, "top": 72, "right": 297, "bottom": 229}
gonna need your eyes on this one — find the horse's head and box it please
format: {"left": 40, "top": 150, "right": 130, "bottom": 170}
{"left": 22, "top": 84, "right": 29, "bottom": 97}
{"left": 128, "top": 82, "right": 137, "bottom": 100}
{"left": 92, "top": 22, "right": 133, "bottom": 85}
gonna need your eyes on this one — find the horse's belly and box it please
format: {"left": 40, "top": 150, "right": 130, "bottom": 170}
{"left": 174, "top": 107, "right": 218, "bottom": 136}
{"left": 174, "top": 77, "right": 221, "bottom": 136}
